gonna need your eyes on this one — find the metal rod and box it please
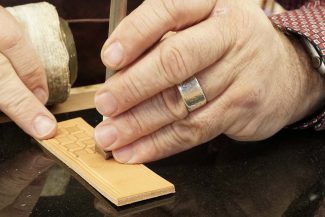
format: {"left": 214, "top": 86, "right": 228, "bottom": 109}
{"left": 99, "top": 1, "right": 128, "bottom": 157}
{"left": 100, "top": 0, "right": 127, "bottom": 139}
{"left": 106, "top": 0, "right": 127, "bottom": 79}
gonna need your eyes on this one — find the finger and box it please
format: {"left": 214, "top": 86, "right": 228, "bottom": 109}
{"left": 0, "top": 150, "right": 53, "bottom": 209}
{"left": 95, "top": 60, "right": 237, "bottom": 151}
{"left": 96, "top": 15, "right": 234, "bottom": 117}
{"left": 111, "top": 75, "right": 273, "bottom": 163}
{"left": 0, "top": 54, "right": 57, "bottom": 139}
{"left": 0, "top": 6, "right": 48, "bottom": 104}
{"left": 101, "top": 0, "right": 217, "bottom": 69}
{"left": 111, "top": 100, "right": 227, "bottom": 164}
{"left": 95, "top": 87, "right": 186, "bottom": 151}
{"left": 111, "top": 59, "right": 287, "bottom": 163}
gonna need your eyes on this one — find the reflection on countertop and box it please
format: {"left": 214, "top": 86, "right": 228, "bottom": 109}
{"left": 0, "top": 109, "right": 324, "bottom": 217}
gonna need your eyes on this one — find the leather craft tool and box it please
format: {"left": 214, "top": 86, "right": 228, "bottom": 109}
{"left": 98, "top": 0, "right": 128, "bottom": 159}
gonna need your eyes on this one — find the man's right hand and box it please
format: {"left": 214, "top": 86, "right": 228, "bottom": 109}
{"left": 0, "top": 6, "right": 57, "bottom": 139}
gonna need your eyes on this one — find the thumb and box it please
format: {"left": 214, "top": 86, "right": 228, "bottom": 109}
{"left": 0, "top": 54, "right": 57, "bottom": 139}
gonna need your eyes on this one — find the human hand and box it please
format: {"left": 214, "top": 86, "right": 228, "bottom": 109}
{"left": 0, "top": 6, "right": 57, "bottom": 139}
{"left": 0, "top": 150, "right": 54, "bottom": 217}
{"left": 95, "top": 0, "right": 325, "bottom": 163}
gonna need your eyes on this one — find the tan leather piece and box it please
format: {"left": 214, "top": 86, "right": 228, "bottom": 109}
{"left": 35, "top": 118, "right": 175, "bottom": 206}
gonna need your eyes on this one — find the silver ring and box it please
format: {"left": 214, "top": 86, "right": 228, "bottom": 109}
{"left": 177, "top": 76, "right": 207, "bottom": 112}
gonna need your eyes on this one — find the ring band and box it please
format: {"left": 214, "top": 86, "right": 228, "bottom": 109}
{"left": 177, "top": 76, "right": 207, "bottom": 112}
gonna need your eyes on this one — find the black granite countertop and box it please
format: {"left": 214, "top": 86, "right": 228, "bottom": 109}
{"left": 0, "top": 109, "right": 325, "bottom": 217}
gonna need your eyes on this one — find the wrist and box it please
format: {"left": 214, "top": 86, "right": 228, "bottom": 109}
{"left": 286, "top": 34, "right": 325, "bottom": 125}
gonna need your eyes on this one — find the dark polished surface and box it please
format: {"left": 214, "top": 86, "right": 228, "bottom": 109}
{"left": 1, "top": 1, "right": 323, "bottom": 216}
{"left": 0, "top": 109, "right": 325, "bottom": 217}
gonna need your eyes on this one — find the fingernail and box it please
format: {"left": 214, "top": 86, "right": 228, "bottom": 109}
{"left": 113, "top": 145, "right": 134, "bottom": 163}
{"left": 95, "top": 92, "right": 118, "bottom": 116}
{"left": 95, "top": 125, "right": 118, "bottom": 150}
{"left": 103, "top": 41, "right": 124, "bottom": 67}
{"left": 33, "top": 88, "right": 48, "bottom": 104}
{"left": 33, "top": 116, "right": 56, "bottom": 138}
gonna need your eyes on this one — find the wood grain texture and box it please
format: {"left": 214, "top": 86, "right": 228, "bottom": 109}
{"left": 50, "top": 84, "right": 100, "bottom": 114}
{"left": 35, "top": 118, "right": 175, "bottom": 206}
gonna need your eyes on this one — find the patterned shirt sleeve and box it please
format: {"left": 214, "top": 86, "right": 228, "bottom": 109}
{"left": 270, "top": 0, "right": 325, "bottom": 130}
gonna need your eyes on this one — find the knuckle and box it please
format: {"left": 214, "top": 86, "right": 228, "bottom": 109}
{"left": 158, "top": 88, "right": 187, "bottom": 120}
{"left": 0, "top": 28, "right": 23, "bottom": 51}
{"left": 159, "top": 43, "right": 189, "bottom": 85}
{"left": 124, "top": 14, "right": 148, "bottom": 39}
{"left": 160, "top": 0, "right": 218, "bottom": 29}
{"left": 120, "top": 74, "right": 143, "bottom": 105}
{"left": 123, "top": 134, "right": 155, "bottom": 161}
{"left": 146, "top": 133, "right": 165, "bottom": 157}
{"left": 19, "top": 64, "right": 45, "bottom": 88}
{"left": 159, "top": 0, "right": 180, "bottom": 24}
{"left": 229, "top": 86, "right": 265, "bottom": 110}
{"left": 217, "top": 94, "right": 233, "bottom": 113}
{"left": 1, "top": 91, "right": 32, "bottom": 117}
{"left": 171, "top": 118, "right": 205, "bottom": 145}
{"left": 125, "top": 110, "right": 146, "bottom": 135}
{"left": 145, "top": 128, "right": 177, "bottom": 158}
